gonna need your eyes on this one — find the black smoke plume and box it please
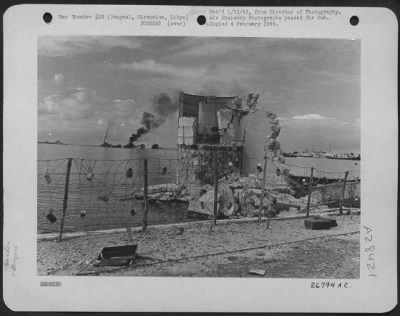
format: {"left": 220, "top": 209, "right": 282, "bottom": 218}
{"left": 128, "top": 93, "right": 178, "bottom": 145}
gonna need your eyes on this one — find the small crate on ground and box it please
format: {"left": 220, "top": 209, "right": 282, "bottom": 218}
{"left": 304, "top": 216, "right": 337, "bottom": 230}
{"left": 96, "top": 244, "right": 138, "bottom": 266}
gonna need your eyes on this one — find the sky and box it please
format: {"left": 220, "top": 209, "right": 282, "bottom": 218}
{"left": 38, "top": 36, "right": 360, "bottom": 153}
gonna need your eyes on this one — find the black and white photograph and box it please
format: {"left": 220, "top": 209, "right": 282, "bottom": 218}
{"left": 37, "top": 36, "right": 361, "bottom": 277}
{"left": 3, "top": 5, "right": 397, "bottom": 313}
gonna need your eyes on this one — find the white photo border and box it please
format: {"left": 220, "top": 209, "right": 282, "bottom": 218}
{"left": 3, "top": 4, "right": 398, "bottom": 312}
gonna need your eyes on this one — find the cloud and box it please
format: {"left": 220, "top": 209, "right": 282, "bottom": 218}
{"left": 105, "top": 58, "right": 259, "bottom": 97}
{"left": 112, "top": 99, "right": 136, "bottom": 112}
{"left": 292, "top": 113, "right": 331, "bottom": 120}
{"left": 38, "top": 36, "right": 142, "bottom": 56}
{"left": 38, "top": 87, "right": 142, "bottom": 143}
{"left": 310, "top": 69, "right": 359, "bottom": 84}
{"left": 171, "top": 38, "right": 248, "bottom": 58}
{"left": 281, "top": 114, "right": 355, "bottom": 131}
{"left": 37, "top": 37, "right": 360, "bottom": 149}
{"left": 279, "top": 121, "right": 360, "bottom": 153}
{"left": 54, "top": 73, "right": 64, "bottom": 85}
{"left": 170, "top": 38, "right": 309, "bottom": 64}
{"left": 39, "top": 89, "right": 96, "bottom": 120}
{"left": 116, "top": 59, "right": 206, "bottom": 79}
{"left": 39, "top": 88, "right": 138, "bottom": 120}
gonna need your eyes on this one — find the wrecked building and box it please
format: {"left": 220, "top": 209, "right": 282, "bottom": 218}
{"left": 174, "top": 91, "right": 295, "bottom": 217}
{"left": 131, "top": 91, "right": 358, "bottom": 219}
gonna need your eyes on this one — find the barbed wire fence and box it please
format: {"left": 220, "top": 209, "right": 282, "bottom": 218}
{"left": 240, "top": 156, "right": 360, "bottom": 213}
{"left": 38, "top": 154, "right": 360, "bottom": 240}
{"left": 38, "top": 157, "right": 183, "bottom": 240}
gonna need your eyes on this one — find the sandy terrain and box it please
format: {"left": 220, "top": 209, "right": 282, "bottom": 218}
{"left": 118, "top": 234, "right": 360, "bottom": 278}
{"left": 38, "top": 214, "right": 360, "bottom": 278}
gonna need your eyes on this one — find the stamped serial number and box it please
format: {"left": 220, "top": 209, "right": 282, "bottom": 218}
{"left": 40, "top": 281, "right": 62, "bottom": 287}
{"left": 363, "top": 226, "right": 377, "bottom": 277}
{"left": 311, "top": 281, "right": 349, "bottom": 288}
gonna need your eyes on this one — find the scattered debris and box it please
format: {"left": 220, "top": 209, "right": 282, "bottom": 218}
{"left": 126, "top": 168, "right": 133, "bottom": 178}
{"left": 265, "top": 210, "right": 277, "bottom": 218}
{"left": 86, "top": 167, "right": 94, "bottom": 181}
{"left": 44, "top": 173, "right": 52, "bottom": 184}
{"left": 313, "top": 215, "right": 338, "bottom": 227}
{"left": 132, "top": 183, "right": 192, "bottom": 202}
{"left": 96, "top": 244, "right": 138, "bottom": 266}
{"left": 97, "top": 195, "right": 109, "bottom": 202}
{"left": 304, "top": 216, "right": 337, "bottom": 230}
{"left": 248, "top": 269, "right": 266, "bottom": 276}
{"left": 46, "top": 209, "right": 57, "bottom": 223}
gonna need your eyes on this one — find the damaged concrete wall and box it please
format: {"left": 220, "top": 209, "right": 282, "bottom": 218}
{"left": 176, "top": 146, "right": 243, "bottom": 197}
{"left": 217, "top": 108, "right": 246, "bottom": 145}
{"left": 241, "top": 111, "right": 278, "bottom": 168}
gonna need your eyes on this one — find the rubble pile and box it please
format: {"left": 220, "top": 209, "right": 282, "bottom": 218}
{"left": 188, "top": 174, "right": 310, "bottom": 218}
{"left": 132, "top": 183, "right": 191, "bottom": 202}
{"left": 131, "top": 176, "right": 334, "bottom": 218}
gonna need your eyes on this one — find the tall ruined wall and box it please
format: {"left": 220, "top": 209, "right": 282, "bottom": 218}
{"left": 241, "top": 110, "right": 282, "bottom": 168}
{"left": 264, "top": 111, "right": 282, "bottom": 156}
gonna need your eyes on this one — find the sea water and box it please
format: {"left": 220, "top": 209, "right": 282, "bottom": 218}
{"left": 37, "top": 144, "right": 360, "bottom": 234}
{"left": 37, "top": 144, "right": 186, "bottom": 234}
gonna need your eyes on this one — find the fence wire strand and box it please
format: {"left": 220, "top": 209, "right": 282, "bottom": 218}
{"left": 38, "top": 153, "right": 360, "bottom": 235}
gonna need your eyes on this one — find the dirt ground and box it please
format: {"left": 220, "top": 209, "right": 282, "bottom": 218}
{"left": 117, "top": 234, "right": 360, "bottom": 278}
{"left": 37, "top": 215, "right": 360, "bottom": 278}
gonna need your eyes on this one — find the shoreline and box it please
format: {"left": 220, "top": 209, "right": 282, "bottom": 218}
{"left": 38, "top": 207, "right": 359, "bottom": 241}
{"left": 38, "top": 213, "right": 308, "bottom": 241}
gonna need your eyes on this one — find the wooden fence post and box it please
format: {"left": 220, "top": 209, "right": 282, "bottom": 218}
{"left": 339, "top": 171, "right": 349, "bottom": 215}
{"left": 176, "top": 146, "right": 181, "bottom": 185}
{"left": 258, "top": 155, "right": 268, "bottom": 224}
{"left": 126, "top": 224, "right": 133, "bottom": 242}
{"left": 58, "top": 158, "right": 73, "bottom": 242}
{"left": 213, "top": 151, "right": 219, "bottom": 226}
{"left": 306, "top": 167, "right": 314, "bottom": 217}
{"left": 142, "top": 158, "right": 149, "bottom": 231}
